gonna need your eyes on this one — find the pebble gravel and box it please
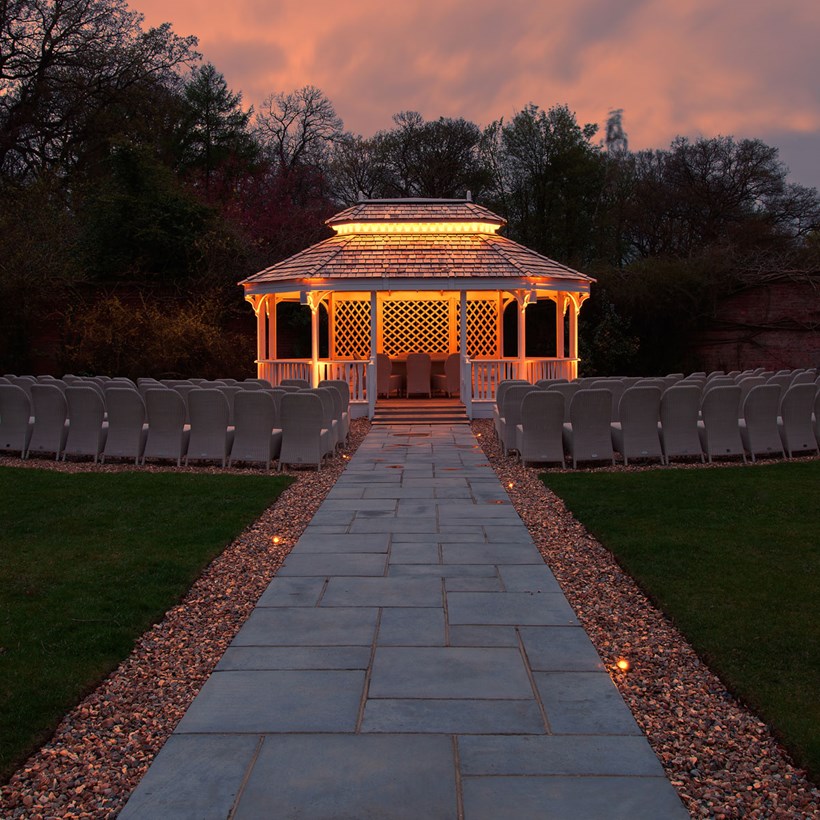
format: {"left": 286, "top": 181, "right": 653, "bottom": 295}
{"left": 472, "top": 419, "right": 819, "bottom": 819}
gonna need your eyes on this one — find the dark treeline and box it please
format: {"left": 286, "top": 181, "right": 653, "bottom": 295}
{"left": 2, "top": 0, "right": 819, "bottom": 377}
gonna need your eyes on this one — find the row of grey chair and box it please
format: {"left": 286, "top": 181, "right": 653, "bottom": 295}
{"left": 0, "top": 379, "right": 352, "bottom": 471}
{"left": 495, "top": 381, "right": 820, "bottom": 468}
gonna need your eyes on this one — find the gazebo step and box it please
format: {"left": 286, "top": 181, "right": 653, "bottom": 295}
{"left": 372, "top": 398, "right": 469, "bottom": 425}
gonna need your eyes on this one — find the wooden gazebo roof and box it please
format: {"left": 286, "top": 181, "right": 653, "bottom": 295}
{"left": 240, "top": 198, "right": 593, "bottom": 294}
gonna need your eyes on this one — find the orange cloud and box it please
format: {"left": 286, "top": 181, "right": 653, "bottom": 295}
{"left": 132, "top": 0, "right": 820, "bottom": 186}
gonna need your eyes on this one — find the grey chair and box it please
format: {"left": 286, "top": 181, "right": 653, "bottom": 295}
{"left": 698, "top": 385, "right": 745, "bottom": 463}
{"left": 611, "top": 386, "right": 663, "bottom": 466}
{"left": 814, "top": 388, "right": 820, "bottom": 446}
{"left": 10, "top": 376, "right": 35, "bottom": 398}
{"left": 778, "top": 383, "right": 819, "bottom": 457}
{"left": 278, "top": 392, "right": 329, "bottom": 471}
{"left": 535, "top": 378, "right": 569, "bottom": 390}
{"left": 376, "top": 353, "right": 403, "bottom": 398}
{"left": 102, "top": 388, "right": 148, "bottom": 464}
{"left": 405, "top": 353, "right": 432, "bottom": 398}
{"left": 494, "top": 380, "right": 529, "bottom": 438}
{"left": 63, "top": 385, "right": 108, "bottom": 463}
{"left": 500, "top": 384, "right": 538, "bottom": 454}
{"left": 0, "top": 384, "right": 33, "bottom": 457}
{"left": 432, "top": 353, "right": 460, "bottom": 397}
{"left": 546, "top": 382, "right": 581, "bottom": 422}
{"left": 142, "top": 389, "right": 190, "bottom": 466}
{"left": 319, "top": 379, "right": 351, "bottom": 443}
{"left": 310, "top": 388, "right": 339, "bottom": 454}
{"left": 739, "top": 384, "right": 784, "bottom": 462}
{"left": 186, "top": 389, "right": 234, "bottom": 467}
{"left": 515, "top": 390, "right": 565, "bottom": 467}
{"left": 659, "top": 385, "right": 704, "bottom": 463}
{"left": 229, "top": 390, "right": 282, "bottom": 469}
{"left": 589, "top": 379, "right": 625, "bottom": 421}
{"left": 280, "top": 378, "right": 310, "bottom": 389}
{"left": 562, "top": 389, "right": 616, "bottom": 468}
{"left": 27, "top": 383, "right": 69, "bottom": 459}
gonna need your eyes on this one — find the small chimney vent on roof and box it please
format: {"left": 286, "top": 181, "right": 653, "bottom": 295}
{"left": 466, "top": 190, "right": 472, "bottom": 201}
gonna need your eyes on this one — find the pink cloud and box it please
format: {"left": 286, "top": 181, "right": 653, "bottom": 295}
{"left": 131, "top": 0, "right": 820, "bottom": 186}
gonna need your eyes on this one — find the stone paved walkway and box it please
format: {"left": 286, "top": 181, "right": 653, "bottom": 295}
{"left": 121, "top": 424, "right": 687, "bottom": 819}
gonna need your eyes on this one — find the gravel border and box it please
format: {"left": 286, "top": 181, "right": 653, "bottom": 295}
{"left": 0, "top": 420, "right": 371, "bottom": 819}
{"left": 472, "top": 419, "right": 819, "bottom": 819}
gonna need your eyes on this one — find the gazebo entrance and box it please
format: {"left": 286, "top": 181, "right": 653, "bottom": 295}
{"left": 240, "top": 198, "right": 593, "bottom": 419}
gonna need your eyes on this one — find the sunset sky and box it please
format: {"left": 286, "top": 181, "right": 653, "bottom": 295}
{"left": 133, "top": 0, "right": 820, "bottom": 189}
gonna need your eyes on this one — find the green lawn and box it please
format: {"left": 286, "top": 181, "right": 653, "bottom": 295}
{"left": 0, "top": 467, "right": 291, "bottom": 782}
{"left": 542, "top": 460, "right": 820, "bottom": 781}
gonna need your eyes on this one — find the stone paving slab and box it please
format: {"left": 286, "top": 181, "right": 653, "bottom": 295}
{"left": 122, "top": 423, "right": 687, "bottom": 819}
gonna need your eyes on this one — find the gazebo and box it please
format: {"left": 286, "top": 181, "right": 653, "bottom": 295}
{"left": 239, "top": 197, "right": 593, "bottom": 418}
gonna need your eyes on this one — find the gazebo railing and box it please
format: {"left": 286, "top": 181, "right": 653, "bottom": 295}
{"left": 257, "top": 359, "right": 311, "bottom": 385}
{"left": 316, "top": 360, "right": 370, "bottom": 402}
{"left": 259, "top": 356, "right": 578, "bottom": 417}
{"left": 466, "top": 358, "right": 578, "bottom": 401}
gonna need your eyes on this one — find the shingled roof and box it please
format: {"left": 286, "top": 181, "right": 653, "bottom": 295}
{"left": 240, "top": 198, "right": 593, "bottom": 292}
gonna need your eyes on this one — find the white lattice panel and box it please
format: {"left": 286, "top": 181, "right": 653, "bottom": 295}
{"left": 333, "top": 299, "right": 370, "bottom": 359}
{"left": 467, "top": 300, "right": 499, "bottom": 357}
{"left": 383, "top": 300, "right": 450, "bottom": 356}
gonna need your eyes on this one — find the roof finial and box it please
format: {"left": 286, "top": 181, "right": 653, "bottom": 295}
{"left": 357, "top": 190, "right": 365, "bottom": 202}
{"left": 465, "top": 190, "right": 472, "bottom": 202}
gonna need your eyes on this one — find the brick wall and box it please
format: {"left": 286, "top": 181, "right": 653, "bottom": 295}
{"left": 695, "top": 281, "right": 820, "bottom": 371}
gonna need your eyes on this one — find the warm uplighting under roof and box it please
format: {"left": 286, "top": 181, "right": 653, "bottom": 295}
{"left": 332, "top": 221, "right": 502, "bottom": 236}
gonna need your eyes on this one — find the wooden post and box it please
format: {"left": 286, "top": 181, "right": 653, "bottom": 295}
{"left": 517, "top": 291, "right": 527, "bottom": 381}
{"left": 368, "top": 291, "right": 378, "bottom": 418}
{"left": 310, "top": 295, "right": 319, "bottom": 387}
{"left": 267, "top": 296, "right": 277, "bottom": 362}
{"left": 460, "top": 289, "right": 471, "bottom": 417}
{"left": 555, "top": 292, "right": 565, "bottom": 359}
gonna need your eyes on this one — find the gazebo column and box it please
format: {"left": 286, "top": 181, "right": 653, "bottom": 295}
{"left": 555, "top": 293, "right": 566, "bottom": 359}
{"left": 368, "top": 291, "right": 377, "bottom": 418}
{"left": 568, "top": 296, "right": 580, "bottom": 380}
{"left": 266, "top": 296, "right": 277, "bottom": 362}
{"left": 516, "top": 291, "right": 531, "bottom": 381}
{"left": 309, "top": 294, "right": 320, "bottom": 387}
{"left": 459, "top": 290, "right": 472, "bottom": 417}
{"left": 255, "top": 299, "right": 267, "bottom": 370}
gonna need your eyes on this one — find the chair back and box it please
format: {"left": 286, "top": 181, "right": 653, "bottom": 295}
{"left": 741, "top": 384, "right": 783, "bottom": 459}
{"left": 143, "top": 388, "right": 188, "bottom": 465}
{"left": 405, "top": 353, "right": 432, "bottom": 397}
{"left": 517, "top": 390, "right": 565, "bottom": 466}
{"left": 615, "top": 387, "right": 663, "bottom": 464}
{"left": 64, "top": 385, "right": 107, "bottom": 461}
{"left": 279, "top": 391, "right": 325, "bottom": 469}
{"left": 566, "top": 389, "right": 615, "bottom": 465}
{"left": 28, "top": 383, "right": 69, "bottom": 457}
{"left": 280, "top": 378, "right": 310, "bottom": 389}
{"left": 779, "top": 383, "right": 819, "bottom": 456}
{"left": 444, "top": 353, "right": 461, "bottom": 396}
{"left": 699, "top": 385, "right": 744, "bottom": 461}
{"left": 0, "top": 384, "right": 33, "bottom": 455}
{"left": 230, "top": 390, "right": 279, "bottom": 468}
{"left": 589, "top": 379, "right": 625, "bottom": 421}
{"left": 545, "top": 382, "right": 581, "bottom": 421}
{"left": 103, "top": 388, "right": 147, "bottom": 463}
{"left": 187, "top": 389, "right": 231, "bottom": 464}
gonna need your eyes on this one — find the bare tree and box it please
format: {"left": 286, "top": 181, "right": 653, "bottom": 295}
{"left": 0, "top": 0, "right": 199, "bottom": 180}
{"left": 254, "top": 85, "right": 343, "bottom": 172}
